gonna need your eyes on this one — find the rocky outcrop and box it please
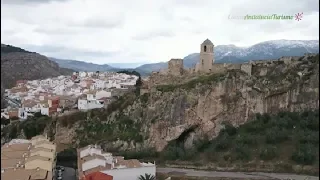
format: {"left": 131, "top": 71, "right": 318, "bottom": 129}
{"left": 112, "top": 54, "right": 319, "bottom": 151}
{"left": 3, "top": 55, "right": 318, "bottom": 153}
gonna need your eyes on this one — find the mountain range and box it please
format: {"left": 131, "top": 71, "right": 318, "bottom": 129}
{"left": 50, "top": 39, "right": 319, "bottom": 75}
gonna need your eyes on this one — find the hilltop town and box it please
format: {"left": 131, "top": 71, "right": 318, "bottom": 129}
{"left": 1, "top": 71, "right": 138, "bottom": 120}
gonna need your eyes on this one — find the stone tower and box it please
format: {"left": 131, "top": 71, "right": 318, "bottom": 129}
{"left": 199, "top": 39, "right": 214, "bottom": 73}
{"left": 168, "top": 59, "right": 184, "bottom": 76}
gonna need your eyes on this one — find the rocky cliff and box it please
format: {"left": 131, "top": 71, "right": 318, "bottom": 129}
{"left": 49, "top": 54, "right": 319, "bottom": 153}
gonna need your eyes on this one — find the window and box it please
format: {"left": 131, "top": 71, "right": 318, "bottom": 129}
{"left": 202, "top": 60, "right": 204, "bottom": 65}
{"left": 204, "top": 45, "right": 207, "bottom": 52}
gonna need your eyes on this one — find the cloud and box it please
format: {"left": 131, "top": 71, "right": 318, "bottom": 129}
{"left": 1, "top": 0, "right": 319, "bottom": 63}
{"left": 1, "top": 0, "right": 68, "bottom": 4}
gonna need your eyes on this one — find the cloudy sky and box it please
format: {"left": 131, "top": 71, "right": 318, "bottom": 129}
{"left": 1, "top": 0, "right": 319, "bottom": 64}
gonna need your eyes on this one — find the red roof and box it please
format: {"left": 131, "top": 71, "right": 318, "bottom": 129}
{"left": 83, "top": 172, "right": 113, "bottom": 180}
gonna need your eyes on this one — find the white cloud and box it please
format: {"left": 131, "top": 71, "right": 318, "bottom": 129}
{"left": 1, "top": 0, "right": 319, "bottom": 64}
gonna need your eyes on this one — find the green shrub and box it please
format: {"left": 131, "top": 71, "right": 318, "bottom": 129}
{"left": 194, "top": 136, "right": 211, "bottom": 152}
{"left": 221, "top": 122, "right": 237, "bottom": 136}
{"left": 291, "top": 144, "right": 316, "bottom": 165}
{"left": 21, "top": 116, "right": 51, "bottom": 139}
{"left": 1, "top": 117, "right": 10, "bottom": 125}
{"left": 118, "top": 149, "right": 158, "bottom": 159}
{"left": 265, "top": 128, "right": 289, "bottom": 144}
{"left": 259, "top": 146, "right": 278, "bottom": 160}
{"left": 59, "top": 111, "right": 87, "bottom": 128}
{"left": 140, "top": 93, "right": 149, "bottom": 103}
{"left": 236, "top": 134, "right": 258, "bottom": 146}
{"left": 298, "top": 131, "right": 319, "bottom": 145}
{"left": 9, "top": 125, "right": 18, "bottom": 139}
{"left": 214, "top": 134, "right": 230, "bottom": 151}
{"left": 235, "top": 144, "right": 251, "bottom": 161}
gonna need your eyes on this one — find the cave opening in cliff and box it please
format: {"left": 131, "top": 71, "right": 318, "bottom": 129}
{"left": 163, "top": 125, "right": 199, "bottom": 160}
{"left": 176, "top": 125, "right": 198, "bottom": 144}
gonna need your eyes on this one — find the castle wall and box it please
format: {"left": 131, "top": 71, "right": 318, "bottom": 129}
{"left": 279, "top": 56, "right": 301, "bottom": 64}
{"left": 211, "top": 64, "right": 227, "bottom": 74}
{"left": 168, "top": 59, "right": 184, "bottom": 76}
{"left": 159, "top": 69, "right": 169, "bottom": 75}
{"left": 195, "top": 63, "right": 200, "bottom": 73}
{"left": 224, "top": 63, "right": 241, "bottom": 70}
{"left": 240, "top": 63, "right": 252, "bottom": 76}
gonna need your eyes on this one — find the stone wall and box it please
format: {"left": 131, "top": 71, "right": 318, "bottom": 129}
{"left": 224, "top": 63, "right": 241, "bottom": 70}
{"left": 240, "top": 63, "right": 252, "bottom": 76}
{"left": 210, "top": 63, "right": 242, "bottom": 74}
{"left": 279, "top": 56, "right": 301, "bottom": 64}
{"left": 168, "top": 59, "right": 184, "bottom": 76}
{"left": 159, "top": 69, "right": 169, "bottom": 75}
{"left": 148, "top": 55, "right": 317, "bottom": 88}
{"left": 210, "top": 64, "right": 226, "bottom": 74}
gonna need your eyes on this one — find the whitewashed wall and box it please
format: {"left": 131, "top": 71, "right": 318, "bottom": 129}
{"left": 101, "top": 166, "right": 156, "bottom": 180}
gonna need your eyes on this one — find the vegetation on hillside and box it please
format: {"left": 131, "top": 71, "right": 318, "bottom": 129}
{"left": 1, "top": 114, "right": 52, "bottom": 140}
{"left": 1, "top": 44, "right": 32, "bottom": 54}
{"left": 74, "top": 112, "right": 144, "bottom": 147}
{"left": 156, "top": 70, "right": 241, "bottom": 92}
{"left": 109, "top": 110, "right": 319, "bottom": 174}
{"left": 159, "top": 111, "right": 319, "bottom": 171}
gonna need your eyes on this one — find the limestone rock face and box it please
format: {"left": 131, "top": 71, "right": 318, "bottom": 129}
{"left": 33, "top": 54, "right": 319, "bottom": 152}
{"left": 118, "top": 55, "right": 319, "bottom": 151}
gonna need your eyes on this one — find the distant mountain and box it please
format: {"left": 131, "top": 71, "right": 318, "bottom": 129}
{"left": 50, "top": 40, "right": 319, "bottom": 76}
{"left": 50, "top": 57, "right": 152, "bottom": 76}
{"left": 1, "top": 44, "right": 73, "bottom": 107}
{"left": 108, "top": 63, "right": 146, "bottom": 69}
{"left": 135, "top": 39, "right": 319, "bottom": 72}
{"left": 49, "top": 57, "right": 115, "bottom": 72}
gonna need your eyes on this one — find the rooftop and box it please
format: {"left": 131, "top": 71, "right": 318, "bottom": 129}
{"left": 202, "top": 38, "right": 213, "bottom": 45}
{"left": 1, "top": 137, "right": 57, "bottom": 180}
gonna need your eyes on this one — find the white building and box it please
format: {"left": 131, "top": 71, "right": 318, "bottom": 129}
{"left": 77, "top": 145, "right": 156, "bottom": 180}
{"left": 78, "top": 99, "right": 104, "bottom": 110}
{"left": 95, "top": 90, "right": 111, "bottom": 100}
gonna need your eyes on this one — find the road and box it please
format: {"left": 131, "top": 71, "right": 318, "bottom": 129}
{"left": 157, "top": 168, "right": 319, "bottom": 180}
{"left": 61, "top": 167, "right": 76, "bottom": 180}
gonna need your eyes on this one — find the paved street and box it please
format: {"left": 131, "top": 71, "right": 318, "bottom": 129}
{"left": 61, "top": 167, "right": 76, "bottom": 180}
{"left": 157, "top": 168, "right": 319, "bottom": 180}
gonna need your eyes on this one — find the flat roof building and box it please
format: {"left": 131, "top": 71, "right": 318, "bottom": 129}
{"left": 1, "top": 135, "right": 57, "bottom": 180}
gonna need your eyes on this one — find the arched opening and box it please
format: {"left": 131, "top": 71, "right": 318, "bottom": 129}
{"left": 202, "top": 59, "right": 204, "bottom": 65}
{"left": 204, "top": 45, "right": 207, "bottom": 52}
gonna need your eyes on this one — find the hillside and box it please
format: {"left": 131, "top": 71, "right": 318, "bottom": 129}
{"left": 1, "top": 54, "right": 319, "bottom": 174}
{"left": 0, "top": 44, "right": 73, "bottom": 107}
{"left": 1, "top": 44, "right": 73, "bottom": 88}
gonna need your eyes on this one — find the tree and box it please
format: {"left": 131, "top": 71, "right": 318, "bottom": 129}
{"left": 138, "top": 174, "right": 155, "bottom": 180}
{"left": 1, "top": 117, "right": 10, "bottom": 125}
